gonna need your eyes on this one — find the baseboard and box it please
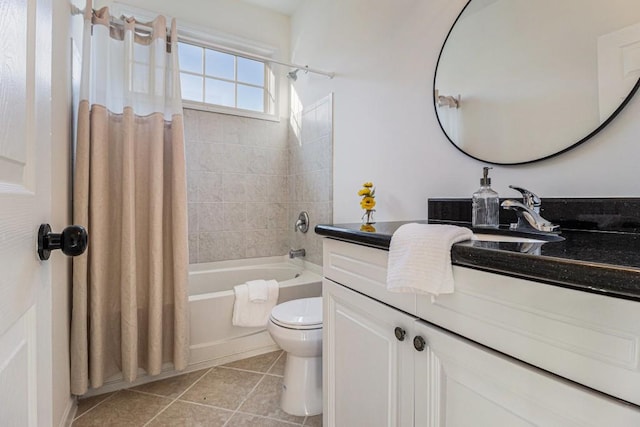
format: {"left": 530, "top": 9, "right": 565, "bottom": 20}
{"left": 59, "top": 396, "right": 77, "bottom": 427}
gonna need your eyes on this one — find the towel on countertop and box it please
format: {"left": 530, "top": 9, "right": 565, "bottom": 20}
{"left": 386, "top": 223, "right": 473, "bottom": 297}
{"left": 232, "top": 279, "right": 279, "bottom": 327}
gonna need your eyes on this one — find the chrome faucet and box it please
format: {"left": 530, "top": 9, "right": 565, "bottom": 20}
{"left": 289, "top": 248, "right": 306, "bottom": 259}
{"left": 501, "top": 185, "right": 559, "bottom": 233}
{"left": 295, "top": 211, "right": 310, "bottom": 233}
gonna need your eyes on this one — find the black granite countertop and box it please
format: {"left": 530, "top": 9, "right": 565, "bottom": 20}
{"left": 315, "top": 220, "right": 640, "bottom": 301}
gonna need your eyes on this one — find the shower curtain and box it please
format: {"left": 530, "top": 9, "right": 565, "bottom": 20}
{"left": 70, "top": 3, "right": 189, "bottom": 395}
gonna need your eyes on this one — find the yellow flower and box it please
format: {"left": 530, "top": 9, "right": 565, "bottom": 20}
{"left": 360, "top": 197, "right": 376, "bottom": 210}
{"left": 358, "top": 188, "right": 371, "bottom": 196}
{"left": 360, "top": 224, "right": 376, "bottom": 232}
{"left": 363, "top": 182, "right": 374, "bottom": 188}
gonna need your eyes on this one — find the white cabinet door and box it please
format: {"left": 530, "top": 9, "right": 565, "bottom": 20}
{"left": 323, "top": 278, "right": 414, "bottom": 427}
{"left": 414, "top": 321, "right": 640, "bottom": 427}
{"left": 0, "top": 0, "right": 53, "bottom": 425}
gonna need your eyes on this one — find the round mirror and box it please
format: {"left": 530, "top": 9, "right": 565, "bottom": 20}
{"left": 434, "top": 0, "right": 640, "bottom": 165}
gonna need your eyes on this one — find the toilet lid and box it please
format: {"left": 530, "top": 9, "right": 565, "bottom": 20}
{"left": 270, "top": 297, "right": 322, "bottom": 329}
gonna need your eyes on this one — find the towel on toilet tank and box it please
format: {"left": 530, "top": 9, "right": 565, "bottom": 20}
{"left": 232, "top": 279, "right": 279, "bottom": 327}
{"left": 386, "top": 223, "right": 473, "bottom": 297}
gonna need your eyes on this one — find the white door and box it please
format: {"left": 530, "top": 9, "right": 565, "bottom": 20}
{"left": 323, "top": 279, "right": 414, "bottom": 427}
{"left": 0, "top": 0, "right": 53, "bottom": 425}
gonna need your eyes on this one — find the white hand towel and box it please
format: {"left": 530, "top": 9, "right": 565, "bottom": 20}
{"left": 232, "top": 279, "right": 279, "bottom": 327}
{"left": 247, "top": 279, "right": 270, "bottom": 303}
{"left": 386, "top": 223, "right": 473, "bottom": 297}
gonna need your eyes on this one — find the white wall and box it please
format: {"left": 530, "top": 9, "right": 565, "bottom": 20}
{"left": 51, "top": 0, "right": 85, "bottom": 424}
{"left": 290, "top": 0, "right": 640, "bottom": 223}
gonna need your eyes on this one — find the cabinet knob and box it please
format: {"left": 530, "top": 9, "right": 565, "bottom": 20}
{"left": 394, "top": 327, "right": 406, "bottom": 341}
{"left": 413, "top": 335, "right": 426, "bottom": 352}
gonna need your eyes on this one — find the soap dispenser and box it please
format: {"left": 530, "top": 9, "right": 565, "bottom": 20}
{"left": 472, "top": 167, "right": 499, "bottom": 228}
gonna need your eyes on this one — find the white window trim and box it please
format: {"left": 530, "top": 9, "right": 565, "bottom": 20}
{"left": 182, "top": 101, "right": 279, "bottom": 122}
{"left": 109, "top": 2, "right": 281, "bottom": 122}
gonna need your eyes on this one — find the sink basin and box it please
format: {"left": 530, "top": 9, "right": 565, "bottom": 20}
{"left": 471, "top": 234, "right": 547, "bottom": 243}
{"left": 468, "top": 230, "right": 564, "bottom": 254}
{"left": 469, "top": 229, "right": 565, "bottom": 243}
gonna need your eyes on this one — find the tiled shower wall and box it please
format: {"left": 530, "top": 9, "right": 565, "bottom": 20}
{"left": 185, "top": 93, "right": 333, "bottom": 266}
{"left": 185, "top": 109, "right": 290, "bottom": 264}
{"left": 288, "top": 94, "right": 333, "bottom": 266}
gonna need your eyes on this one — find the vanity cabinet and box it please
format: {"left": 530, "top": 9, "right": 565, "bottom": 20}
{"left": 323, "top": 278, "right": 414, "bottom": 427}
{"left": 322, "top": 238, "right": 640, "bottom": 426}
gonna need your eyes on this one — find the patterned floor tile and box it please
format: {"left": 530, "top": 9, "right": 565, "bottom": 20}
{"left": 180, "top": 367, "right": 263, "bottom": 410}
{"left": 239, "top": 375, "right": 305, "bottom": 424}
{"left": 75, "top": 392, "right": 115, "bottom": 418}
{"left": 267, "top": 352, "right": 286, "bottom": 377}
{"left": 304, "top": 414, "right": 323, "bottom": 426}
{"left": 223, "top": 351, "right": 283, "bottom": 373}
{"left": 131, "top": 369, "right": 209, "bottom": 399}
{"left": 72, "top": 390, "right": 171, "bottom": 426}
{"left": 147, "top": 400, "right": 233, "bottom": 426}
{"left": 226, "top": 412, "right": 303, "bottom": 426}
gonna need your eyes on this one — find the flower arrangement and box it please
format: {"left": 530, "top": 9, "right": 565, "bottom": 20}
{"left": 358, "top": 181, "right": 376, "bottom": 228}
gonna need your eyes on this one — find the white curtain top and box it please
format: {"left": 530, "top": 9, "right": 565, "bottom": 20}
{"left": 80, "top": 7, "right": 183, "bottom": 117}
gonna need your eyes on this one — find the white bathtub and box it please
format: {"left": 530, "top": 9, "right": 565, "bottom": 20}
{"left": 188, "top": 256, "right": 322, "bottom": 368}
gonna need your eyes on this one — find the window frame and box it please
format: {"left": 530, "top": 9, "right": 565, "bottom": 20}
{"left": 178, "top": 36, "right": 279, "bottom": 122}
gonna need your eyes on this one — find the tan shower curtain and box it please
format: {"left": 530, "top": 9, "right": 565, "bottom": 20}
{"left": 70, "top": 3, "right": 189, "bottom": 395}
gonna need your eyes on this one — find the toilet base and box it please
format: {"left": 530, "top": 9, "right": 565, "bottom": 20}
{"left": 281, "top": 354, "right": 322, "bottom": 417}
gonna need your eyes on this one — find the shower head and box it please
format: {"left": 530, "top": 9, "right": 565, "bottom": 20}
{"left": 287, "top": 69, "right": 299, "bottom": 81}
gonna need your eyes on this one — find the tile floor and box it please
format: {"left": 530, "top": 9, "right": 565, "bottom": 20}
{"left": 72, "top": 351, "right": 322, "bottom": 426}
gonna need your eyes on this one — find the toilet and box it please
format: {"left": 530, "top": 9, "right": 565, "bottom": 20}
{"left": 267, "top": 296, "right": 323, "bottom": 416}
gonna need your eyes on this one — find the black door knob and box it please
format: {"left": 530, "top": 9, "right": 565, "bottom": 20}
{"left": 413, "top": 336, "right": 426, "bottom": 352}
{"left": 394, "top": 327, "right": 406, "bottom": 341}
{"left": 38, "top": 224, "right": 88, "bottom": 260}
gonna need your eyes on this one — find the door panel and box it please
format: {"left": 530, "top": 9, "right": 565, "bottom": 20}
{"left": 0, "top": 0, "right": 53, "bottom": 425}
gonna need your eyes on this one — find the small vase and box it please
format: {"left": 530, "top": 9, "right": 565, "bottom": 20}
{"left": 362, "top": 209, "right": 375, "bottom": 225}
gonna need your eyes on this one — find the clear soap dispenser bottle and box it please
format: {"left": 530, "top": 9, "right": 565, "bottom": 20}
{"left": 472, "top": 166, "right": 499, "bottom": 228}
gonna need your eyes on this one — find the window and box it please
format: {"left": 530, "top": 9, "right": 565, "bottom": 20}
{"left": 177, "top": 41, "right": 276, "bottom": 118}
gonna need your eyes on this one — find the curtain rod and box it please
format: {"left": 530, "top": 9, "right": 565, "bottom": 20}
{"left": 72, "top": 6, "right": 335, "bottom": 79}
{"left": 178, "top": 34, "right": 334, "bottom": 79}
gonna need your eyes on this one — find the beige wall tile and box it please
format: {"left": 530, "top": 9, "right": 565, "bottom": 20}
{"left": 247, "top": 203, "right": 288, "bottom": 230}
{"left": 186, "top": 97, "right": 331, "bottom": 265}
{"left": 197, "top": 172, "right": 224, "bottom": 203}
{"left": 245, "top": 229, "right": 288, "bottom": 258}
{"left": 223, "top": 202, "right": 248, "bottom": 231}
{"left": 198, "top": 231, "right": 246, "bottom": 262}
{"left": 223, "top": 173, "right": 250, "bottom": 203}
{"left": 197, "top": 203, "right": 224, "bottom": 232}
{"left": 188, "top": 234, "right": 199, "bottom": 264}
{"left": 199, "top": 114, "right": 223, "bottom": 143}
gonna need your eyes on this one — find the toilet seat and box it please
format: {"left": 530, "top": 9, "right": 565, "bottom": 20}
{"left": 269, "top": 297, "right": 322, "bottom": 330}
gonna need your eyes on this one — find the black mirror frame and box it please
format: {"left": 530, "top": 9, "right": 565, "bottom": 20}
{"left": 433, "top": 0, "right": 640, "bottom": 166}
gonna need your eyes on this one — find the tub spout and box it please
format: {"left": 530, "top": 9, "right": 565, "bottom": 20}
{"left": 289, "top": 248, "right": 306, "bottom": 259}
